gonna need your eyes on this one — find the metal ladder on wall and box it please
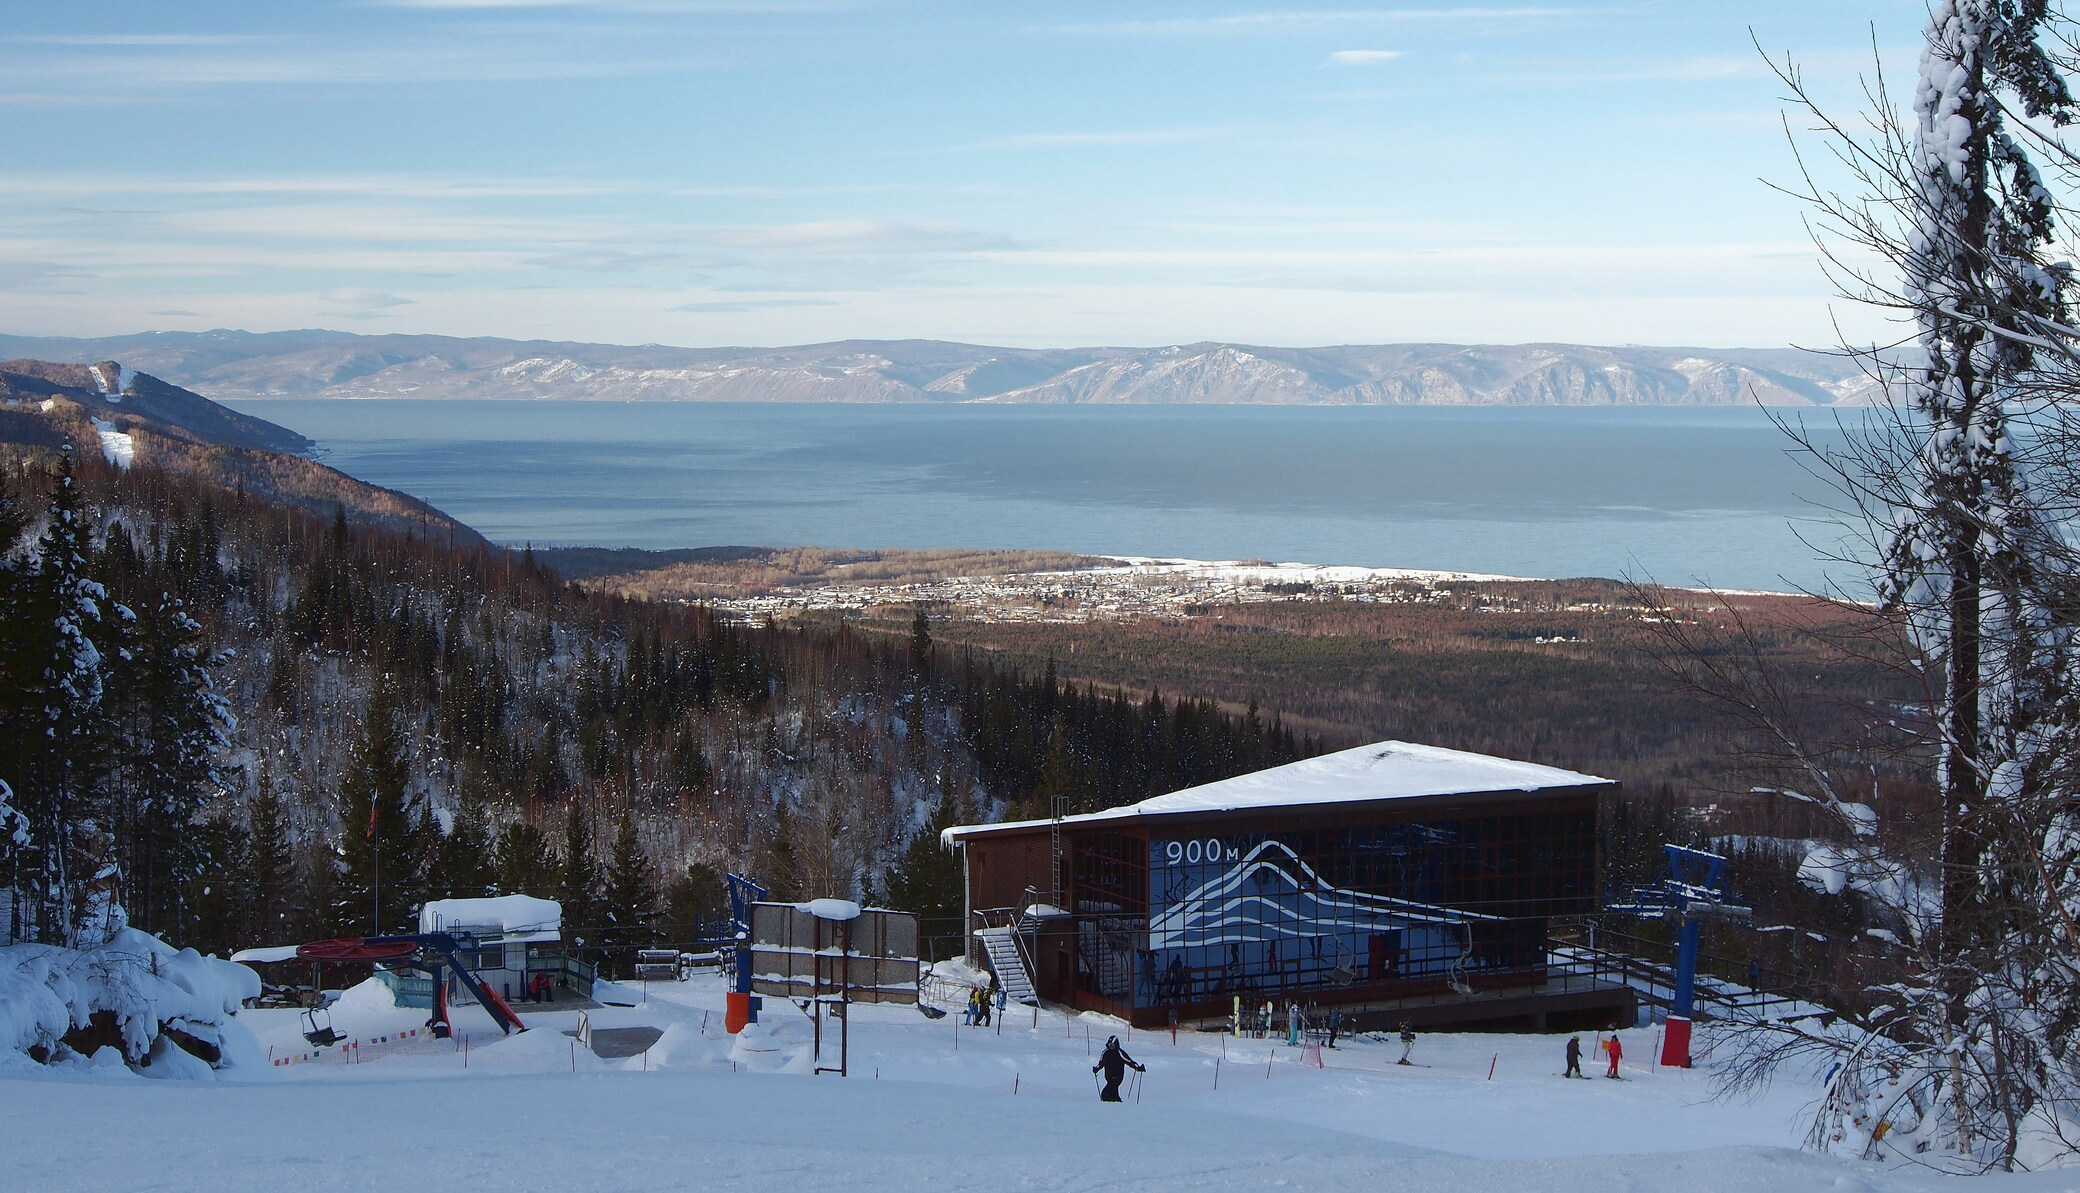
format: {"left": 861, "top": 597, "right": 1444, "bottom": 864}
{"left": 975, "top": 926, "right": 1039, "bottom": 1006}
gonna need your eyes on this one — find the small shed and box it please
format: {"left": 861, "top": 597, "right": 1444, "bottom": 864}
{"left": 418, "top": 895, "right": 564, "bottom": 1004}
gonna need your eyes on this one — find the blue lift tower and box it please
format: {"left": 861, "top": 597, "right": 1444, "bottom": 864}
{"left": 1606, "top": 844, "right": 1749, "bottom": 1067}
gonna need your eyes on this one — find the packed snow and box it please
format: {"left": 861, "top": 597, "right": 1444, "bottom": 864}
{"left": 2, "top": 964, "right": 2071, "bottom": 1192}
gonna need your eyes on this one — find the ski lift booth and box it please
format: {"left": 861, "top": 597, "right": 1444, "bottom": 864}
{"left": 417, "top": 895, "right": 565, "bottom": 1006}
{"left": 946, "top": 740, "right": 1635, "bottom": 1031}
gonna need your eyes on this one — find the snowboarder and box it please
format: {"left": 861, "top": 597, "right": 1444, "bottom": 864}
{"left": 964, "top": 987, "right": 982, "bottom": 1025}
{"left": 1092, "top": 1035, "right": 1144, "bottom": 1101}
{"left": 1564, "top": 1034, "right": 1583, "bottom": 1078}
{"left": 1397, "top": 1021, "right": 1416, "bottom": 1065}
{"left": 1603, "top": 1033, "right": 1622, "bottom": 1078}
{"left": 977, "top": 985, "right": 993, "bottom": 1028}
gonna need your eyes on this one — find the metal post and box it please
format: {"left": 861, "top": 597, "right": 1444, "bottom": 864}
{"left": 1662, "top": 914, "right": 1701, "bottom": 1067}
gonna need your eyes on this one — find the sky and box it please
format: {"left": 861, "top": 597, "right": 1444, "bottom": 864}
{"left": 0, "top": 2, "right": 1939, "bottom": 350}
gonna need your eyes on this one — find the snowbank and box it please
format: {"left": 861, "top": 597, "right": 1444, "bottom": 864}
{"left": 0, "top": 928, "right": 264, "bottom": 1078}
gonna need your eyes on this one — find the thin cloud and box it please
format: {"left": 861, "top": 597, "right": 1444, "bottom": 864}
{"left": 670, "top": 297, "right": 840, "bottom": 313}
{"left": 148, "top": 309, "right": 203, "bottom": 316}
{"left": 527, "top": 248, "right": 723, "bottom": 271}
{"left": 321, "top": 287, "right": 415, "bottom": 310}
{"left": 372, "top": 0, "right": 867, "bottom": 10}
{"left": 701, "top": 220, "right": 1014, "bottom": 254}
{"left": 3, "top": 38, "right": 706, "bottom": 91}
{"left": 0, "top": 173, "right": 625, "bottom": 199}
{"left": 1054, "top": 9, "right": 1593, "bottom": 35}
{"left": 1327, "top": 50, "right": 1405, "bottom": 65}
{"left": 1004, "top": 127, "right": 1238, "bottom": 148}
{"left": 8, "top": 34, "right": 284, "bottom": 47}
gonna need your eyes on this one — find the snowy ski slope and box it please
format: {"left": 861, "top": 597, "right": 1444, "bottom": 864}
{"left": 1, "top": 970, "right": 2070, "bottom": 1192}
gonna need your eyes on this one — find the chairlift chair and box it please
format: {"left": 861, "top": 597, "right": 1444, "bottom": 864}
{"left": 301, "top": 1003, "right": 342, "bottom": 1047}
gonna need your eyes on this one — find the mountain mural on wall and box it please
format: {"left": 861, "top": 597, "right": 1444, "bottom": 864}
{"left": 0, "top": 329, "right": 1900, "bottom": 406}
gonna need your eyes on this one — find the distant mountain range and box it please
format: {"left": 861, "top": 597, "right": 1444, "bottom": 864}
{"left": 0, "top": 330, "right": 1897, "bottom": 406}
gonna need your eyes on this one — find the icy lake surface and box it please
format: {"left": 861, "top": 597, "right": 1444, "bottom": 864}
{"left": 227, "top": 401, "right": 1880, "bottom": 591}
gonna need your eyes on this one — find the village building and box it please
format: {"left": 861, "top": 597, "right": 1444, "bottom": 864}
{"left": 944, "top": 740, "right": 1633, "bottom": 1031}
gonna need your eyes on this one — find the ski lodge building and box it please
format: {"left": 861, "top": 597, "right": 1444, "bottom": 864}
{"left": 944, "top": 740, "right": 1633, "bottom": 1031}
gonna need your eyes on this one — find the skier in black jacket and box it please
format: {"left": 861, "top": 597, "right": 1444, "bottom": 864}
{"left": 1093, "top": 1035, "right": 1144, "bottom": 1101}
{"left": 1564, "top": 1034, "right": 1583, "bottom": 1078}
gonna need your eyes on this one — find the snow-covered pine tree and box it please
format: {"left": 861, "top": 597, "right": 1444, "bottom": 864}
{"left": 12, "top": 453, "right": 117, "bottom": 946}
{"left": 0, "top": 469, "right": 33, "bottom": 939}
{"left": 1767, "top": 0, "right": 2080, "bottom": 1169}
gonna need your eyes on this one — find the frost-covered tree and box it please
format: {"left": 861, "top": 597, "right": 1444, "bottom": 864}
{"left": 1752, "top": 1, "right": 2080, "bottom": 1169}
{"left": 9, "top": 454, "right": 117, "bottom": 946}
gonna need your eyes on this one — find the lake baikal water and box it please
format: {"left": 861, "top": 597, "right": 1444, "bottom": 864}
{"left": 225, "top": 400, "right": 1878, "bottom": 592}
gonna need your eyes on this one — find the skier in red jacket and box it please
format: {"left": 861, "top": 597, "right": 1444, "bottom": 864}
{"left": 1603, "top": 1033, "right": 1623, "bottom": 1078}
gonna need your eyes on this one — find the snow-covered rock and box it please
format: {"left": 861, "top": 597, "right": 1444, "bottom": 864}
{"left": 0, "top": 928, "right": 264, "bottom": 1078}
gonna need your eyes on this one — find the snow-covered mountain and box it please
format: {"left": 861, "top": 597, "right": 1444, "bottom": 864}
{"left": 0, "top": 330, "right": 1892, "bottom": 406}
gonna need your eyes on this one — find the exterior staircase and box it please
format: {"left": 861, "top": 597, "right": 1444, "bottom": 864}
{"left": 974, "top": 925, "right": 1039, "bottom": 1006}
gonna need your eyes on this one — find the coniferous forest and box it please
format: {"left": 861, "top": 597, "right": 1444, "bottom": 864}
{"left": 0, "top": 443, "right": 1315, "bottom": 968}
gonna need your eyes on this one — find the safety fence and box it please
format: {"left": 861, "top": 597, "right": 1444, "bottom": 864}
{"left": 267, "top": 1026, "right": 437, "bottom": 1067}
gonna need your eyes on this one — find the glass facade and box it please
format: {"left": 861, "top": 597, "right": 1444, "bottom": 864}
{"left": 1066, "top": 803, "right": 1595, "bottom": 1014}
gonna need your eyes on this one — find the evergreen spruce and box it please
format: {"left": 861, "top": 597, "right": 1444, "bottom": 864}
{"left": 491, "top": 818, "right": 558, "bottom": 897}
{"left": 557, "top": 797, "right": 602, "bottom": 949}
{"left": 432, "top": 788, "right": 498, "bottom": 900}
{"left": 663, "top": 860, "right": 728, "bottom": 941}
{"left": 602, "top": 811, "right": 661, "bottom": 969}
{"left": 246, "top": 765, "right": 301, "bottom": 942}
{"left": 333, "top": 684, "right": 422, "bottom": 934}
{"left": 107, "top": 592, "right": 230, "bottom": 939}
{"left": 879, "top": 789, "right": 966, "bottom": 940}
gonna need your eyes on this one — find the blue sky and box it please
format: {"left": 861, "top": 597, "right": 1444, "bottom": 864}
{"left": 0, "top": 2, "right": 1929, "bottom": 349}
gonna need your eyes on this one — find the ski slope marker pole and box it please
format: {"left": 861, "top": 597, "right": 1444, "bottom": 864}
{"left": 1014, "top": 1072, "right": 1020, "bottom": 1095}
{"left": 1267, "top": 1051, "right": 1274, "bottom": 1079}
{"left": 1488, "top": 1054, "right": 1497, "bottom": 1081}
{"left": 1213, "top": 1056, "right": 1220, "bottom": 1090}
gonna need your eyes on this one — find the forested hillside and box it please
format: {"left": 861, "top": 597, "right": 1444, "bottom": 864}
{"left": 0, "top": 443, "right": 1311, "bottom": 967}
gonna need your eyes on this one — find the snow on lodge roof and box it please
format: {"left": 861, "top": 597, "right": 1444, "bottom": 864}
{"left": 419, "top": 894, "right": 562, "bottom": 943}
{"left": 943, "top": 740, "right": 1613, "bottom": 844}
